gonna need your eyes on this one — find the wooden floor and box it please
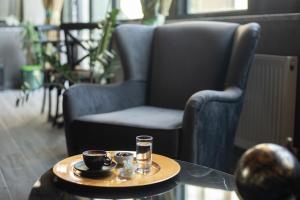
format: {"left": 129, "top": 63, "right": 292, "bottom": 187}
{"left": 0, "top": 90, "right": 66, "bottom": 200}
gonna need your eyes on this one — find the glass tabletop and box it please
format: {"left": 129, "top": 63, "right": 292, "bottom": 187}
{"left": 29, "top": 160, "right": 240, "bottom": 200}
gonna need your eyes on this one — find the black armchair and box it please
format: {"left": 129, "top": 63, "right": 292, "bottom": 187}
{"left": 63, "top": 21, "right": 260, "bottom": 171}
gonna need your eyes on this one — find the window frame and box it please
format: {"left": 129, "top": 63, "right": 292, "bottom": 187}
{"left": 111, "top": 0, "right": 249, "bottom": 21}
{"left": 185, "top": 0, "right": 248, "bottom": 16}
{"left": 64, "top": 0, "right": 300, "bottom": 23}
{"left": 171, "top": 0, "right": 249, "bottom": 20}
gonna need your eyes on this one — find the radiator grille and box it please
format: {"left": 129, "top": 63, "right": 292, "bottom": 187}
{"left": 235, "top": 54, "right": 298, "bottom": 149}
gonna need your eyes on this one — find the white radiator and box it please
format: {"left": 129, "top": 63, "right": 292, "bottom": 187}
{"left": 235, "top": 54, "right": 298, "bottom": 149}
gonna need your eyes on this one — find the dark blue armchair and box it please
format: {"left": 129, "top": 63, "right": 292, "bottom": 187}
{"left": 63, "top": 21, "right": 260, "bottom": 171}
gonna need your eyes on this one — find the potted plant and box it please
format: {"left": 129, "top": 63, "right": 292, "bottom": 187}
{"left": 16, "top": 22, "right": 44, "bottom": 106}
{"left": 16, "top": 8, "right": 119, "bottom": 110}
{"left": 21, "top": 22, "right": 44, "bottom": 90}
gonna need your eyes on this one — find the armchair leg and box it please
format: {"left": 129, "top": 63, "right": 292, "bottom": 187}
{"left": 55, "top": 114, "right": 64, "bottom": 128}
{"left": 41, "top": 87, "right": 47, "bottom": 114}
{"left": 52, "top": 88, "right": 61, "bottom": 127}
{"left": 47, "top": 87, "right": 53, "bottom": 122}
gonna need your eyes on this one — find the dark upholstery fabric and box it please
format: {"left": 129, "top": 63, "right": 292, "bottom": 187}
{"left": 181, "top": 87, "right": 243, "bottom": 170}
{"left": 63, "top": 21, "right": 261, "bottom": 171}
{"left": 114, "top": 24, "right": 155, "bottom": 81}
{"left": 179, "top": 23, "right": 261, "bottom": 170}
{"left": 63, "top": 81, "right": 147, "bottom": 155}
{"left": 78, "top": 106, "right": 183, "bottom": 130}
{"left": 225, "top": 23, "right": 261, "bottom": 89}
{"left": 71, "top": 125, "right": 181, "bottom": 158}
{"left": 71, "top": 106, "right": 183, "bottom": 157}
{"left": 150, "top": 22, "right": 239, "bottom": 109}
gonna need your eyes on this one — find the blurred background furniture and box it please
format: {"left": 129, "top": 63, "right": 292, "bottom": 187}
{"left": 36, "top": 24, "right": 62, "bottom": 124}
{"left": 35, "top": 21, "right": 116, "bottom": 127}
{"left": 0, "top": 26, "right": 25, "bottom": 89}
{"left": 63, "top": 21, "right": 261, "bottom": 171}
{"left": 61, "top": 23, "right": 98, "bottom": 70}
{"left": 60, "top": 22, "right": 100, "bottom": 83}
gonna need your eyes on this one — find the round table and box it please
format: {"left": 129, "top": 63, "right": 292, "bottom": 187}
{"left": 29, "top": 160, "right": 239, "bottom": 200}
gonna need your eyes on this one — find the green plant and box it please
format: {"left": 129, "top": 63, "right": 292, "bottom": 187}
{"left": 16, "top": 8, "right": 119, "bottom": 107}
{"left": 41, "top": 47, "right": 79, "bottom": 86}
{"left": 40, "top": 8, "right": 120, "bottom": 86}
{"left": 16, "top": 22, "right": 44, "bottom": 106}
{"left": 90, "top": 8, "right": 119, "bottom": 83}
{"left": 22, "top": 22, "right": 42, "bottom": 65}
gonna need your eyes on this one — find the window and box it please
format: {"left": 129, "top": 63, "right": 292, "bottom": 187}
{"left": 188, "top": 0, "right": 248, "bottom": 14}
{"left": 91, "top": 0, "right": 111, "bottom": 22}
{"left": 117, "top": 0, "right": 143, "bottom": 20}
{"left": 62, "top": 0, "right": 112, "bottom": 23}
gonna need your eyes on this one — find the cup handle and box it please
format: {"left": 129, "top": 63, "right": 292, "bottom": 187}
{"left": 103, "top": 156, "right": 112, "bottom": 166}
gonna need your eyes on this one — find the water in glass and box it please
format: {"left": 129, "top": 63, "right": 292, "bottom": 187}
{"left": 136, "top": 135, "right": 153, "bottom": 173}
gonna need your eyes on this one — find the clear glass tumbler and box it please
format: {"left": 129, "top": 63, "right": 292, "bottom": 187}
{"left": 136, "top": 135, "right": 153, "bottom": 173}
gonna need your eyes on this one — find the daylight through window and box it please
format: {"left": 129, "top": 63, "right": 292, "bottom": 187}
{"left": 188, "top": 0, "right": 248, "bottom": 14}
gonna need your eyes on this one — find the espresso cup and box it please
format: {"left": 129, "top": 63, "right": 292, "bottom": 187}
{"left": 82, "top": 150, "right": 112, "bottom": 170}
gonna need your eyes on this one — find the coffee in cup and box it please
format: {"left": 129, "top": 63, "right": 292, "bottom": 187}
{"left": 82, "top": 150, "right": 112, "bottom": 170}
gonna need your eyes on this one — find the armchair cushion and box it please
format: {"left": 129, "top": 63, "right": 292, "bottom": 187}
{"left": 70, "top": 106, "right": 184, "bottom": 157}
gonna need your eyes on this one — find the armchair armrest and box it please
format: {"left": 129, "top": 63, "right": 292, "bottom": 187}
{"left": 63, "top": 80, "right": 146, "bottom": 124}
{"left": 180, "top": 87, "right": 243, "bottom": 171}
{"left": 63, "top": 80, "right": 146, "bottom": 155}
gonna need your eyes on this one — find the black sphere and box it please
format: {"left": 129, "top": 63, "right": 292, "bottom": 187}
{"left": 235, "top": 143, "right": 300, "bottom": 200}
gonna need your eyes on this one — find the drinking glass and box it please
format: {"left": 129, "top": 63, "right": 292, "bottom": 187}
{"left": 136, "top": 135, "right": 153, "bottom": 173}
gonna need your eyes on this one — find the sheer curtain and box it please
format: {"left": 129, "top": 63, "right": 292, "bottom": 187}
{"left": 43, "top": 0, "right": 64, "bottom": 25}
{"left": 0, "top": 0, "right": 22, "bottom": 21}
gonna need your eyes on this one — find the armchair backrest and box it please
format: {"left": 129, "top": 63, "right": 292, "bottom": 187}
{"left": 114, "top": 24, "right": 155, "bottom": 82}
{"left": 150, "top": 22, "right": 239, "bottom": 109}
{"left": 115, "top": 22, "right": 260, "bottom": 109}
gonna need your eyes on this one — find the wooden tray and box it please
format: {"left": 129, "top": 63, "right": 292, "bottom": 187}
{"left": 53, "top": 151, "right": 181, "bottom": 188}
